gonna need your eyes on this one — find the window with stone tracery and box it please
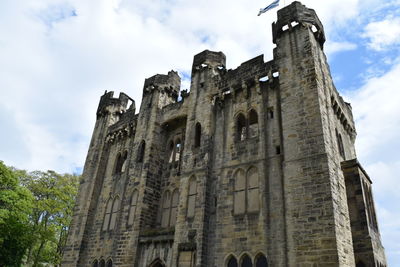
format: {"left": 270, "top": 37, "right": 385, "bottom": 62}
{"left": 233, "top": 167, "right": 260, "bottom": 215}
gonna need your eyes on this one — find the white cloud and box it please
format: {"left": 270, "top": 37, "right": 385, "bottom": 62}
{"left": 325, "top": 41, "right": 357, "bottom": 56}
{"left": 363, "top": 16, "right": 400, "bottom": 51}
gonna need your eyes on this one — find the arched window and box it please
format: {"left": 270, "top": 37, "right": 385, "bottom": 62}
{"left": 99, "top": 259, "right": 105, "bottom": 267}
{"left": 170, "top": 190, "right": 179, "bottom": 226}
{"left": 236, "top": 113, "right": 247, "bottom": 141}
{"left": 161, "top": 191, "right": 171, "bottom": 228}
{"left": 137, "top": 140, "right": 146, "bottom": 162}
{"left": 114, "top": 151, "right": 128, "bottom": 174}
{"left": 187, "top": 176, "right": 197, "bottom": 218}
{"left": 127, "top": 190, "right": 139, "bottom": 226}
{"left": 92, "top": 259, "right": 99, "bottom": 267}
{"left": 195, "top": 123, "right": 201, "bottom": 148}
{"left": 233, "top": 167, "right": 260, "bottom": 215}
{"left": 356, "top": 261, "right": 366, "bottom": 267}
{"left": 103, "top": 198, "right": 113, "bottom": 231}
{"left": 106, "top": 259, "right": 112, "bottom": 267}
{"left": 109, "top": 196, "right": 120, "bottom": 230}
{"left": 247, "top": 167, "right": 260, "bottom": 212}
{"left": 255, "top": 254, "right": 268, "bottom": 267}
{"left": 227, "top": 255, "right": 238, "bottom": 267}
{"left": 241, "top": 254, "right": 252, "bottom": 267}
{"left": 248, "top": 109, "right": 258, "bottom": 138}
{"left": 234, "top": 169, "right": 246, "bottom": 215}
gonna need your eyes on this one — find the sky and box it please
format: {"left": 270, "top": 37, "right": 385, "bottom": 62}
{"left": 0, "top": 0, "right": 399, "bottom": 264}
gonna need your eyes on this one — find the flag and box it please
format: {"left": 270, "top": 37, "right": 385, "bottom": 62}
{"left": 258, "top": 0, "right": 280, "bottom": 16}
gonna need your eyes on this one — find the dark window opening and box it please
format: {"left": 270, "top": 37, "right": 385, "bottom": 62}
{"left": 248, "top": 109, "right": 259, "bottom": 138}
{"left": 268, "top": 107, "right": 274, "bottom": 119}
{"left": 115, "top": 151, "right": 128, "bottom": 174}
{"left": 276, "top": 145, "right": 281, "bottom": 155}
{"left": 106, "top": 259, "right": 112, "bottom": 267}
{"left": 137, "top": 140, "right": 146, "bottom": 162}
{"left": 195, "top": 122, "right": 201, "bottom": 148}
{"left": 255, "top": 254, "right": 268, "bottom": 267}
{"left": 227, "top": 256, "right": 238, "bottom": 267}
{"left": 93, "top": 260, "right": 99, "bottom": 267}
{"left": 356, "top": 261, "right": 366, "bottom": 267}
{"left": 168, "top": 141, "right": 174, "bottom": 163}
{"left": 241, "top": 254, "right": 252, "bottom": 267}
{"left": 236, "top": 113, "right": 247, "bottom": 141}
{"left": 99, "top": 260, "right": 105, "bottom": 267}
{"left": 336, "top": 129, "right": 345, "bottom": 159}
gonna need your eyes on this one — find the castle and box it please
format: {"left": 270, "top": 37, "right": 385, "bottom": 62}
{"left": 62, "top": 2, "right": 386, "bottom": 266}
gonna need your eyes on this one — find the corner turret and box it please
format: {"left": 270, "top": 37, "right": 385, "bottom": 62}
{"left": 143, "top": 70, "right": 181, "bottom": 100}
{"left": 272, "top": 1, "right": 325, "bottom": 48}
{"left": 96, "top": 91, "right": 134, "bottom": 119}
{"left": 191, "top": 50, "right": 226, "bottom": 74}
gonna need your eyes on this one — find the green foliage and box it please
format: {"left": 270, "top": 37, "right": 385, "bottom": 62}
{"left": 0, "top": 161, "right": 34, "bottom": 267}
{"left": 0, "top": 162, "right": 80, "bottom": 267}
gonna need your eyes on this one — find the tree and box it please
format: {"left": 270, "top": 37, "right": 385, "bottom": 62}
{"left": 20, "top": 170, "right": 80, "bottom": 266}
{"left": 0, "top": 161, "right": 34, "bottom": 267}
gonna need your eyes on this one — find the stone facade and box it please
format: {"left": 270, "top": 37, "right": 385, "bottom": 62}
{"left": 62, "top": 2, "right": 386, "bottom": 267}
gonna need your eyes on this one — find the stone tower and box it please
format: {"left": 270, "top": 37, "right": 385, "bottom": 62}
{"left": 62, "top": 2, "right": 386, "bottom": 267}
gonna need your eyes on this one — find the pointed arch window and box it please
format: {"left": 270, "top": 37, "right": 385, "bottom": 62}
{"left": 103, "top": 198, "right": 113, "bottom": 231}
{"left": 127, "top": 190, "right": 139, "bottom": 226}
{"left": 234, "top": 167, "right": 260, "bottom": 215}
{"left": 109, "top": 196, "right": 120, "bottom": 230}
{"left": 168, "top": 141, "right": 174, "bottom": 163}
{"left": 92, "top": 260, "right": 99, "bottom": 267}
{"left": 248, "top": 109, "right": 259, "bottom": 138}
{"left": 161, "top": 190, "right": 179, "bottom": 227}
{"left": 241, "top": 254, "right": 252, "bottom": 267}
{"left": 187, "top": 176, "right": 197, "bottom": 218}
{"left": 106, "top": 259, "right": 112, "bottom": 267}
{"left": 255, "top": 254, "right": 268, "bottom": 267}
{"left": 227, "top": 255, "right": 238, "bottom": 267}
{"left": 99, "top": 259, "right": 105, "bottom": 267}
{"left": 195, "top": 122, "right": 201, "bottom": 148}
{"left": 115, "top": 151, "right": 128, "bottom": 174}
{"left": 175, "top": 139, "right": 182, "bottom": 163}
{"left": 236, "top": 113, "right": 247, "bottom": 141}
{"left": 335, "top": 129, "right": 345, "bottom": 159}
{"left": 137, "top": 140, "right": 146, "bottom": 162}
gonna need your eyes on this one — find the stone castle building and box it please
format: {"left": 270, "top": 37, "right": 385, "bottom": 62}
{"left": 62, "top": 2, "right": 386, "bottom": 267}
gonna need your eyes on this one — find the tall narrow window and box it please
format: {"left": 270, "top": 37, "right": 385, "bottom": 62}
{"left": 161, "top": 191, "right": 171, "bottom": 228}
{"left": 236, "top": 113, "right": 247, "bottom": 141}
{"left": 227, "top": 256, "right": 238, "bottom": 267}
{"left": 93, "top": 260, "right": 99, "bottom": 267}
{"left": 168, "top": 141, "right": 174, "bottom": 163}
{"left": 106, "top": 259, "right": 112, "bottom": 267}
{"left": 234, "top": 169, "right": 246, "bottom": 215}
{"left": 335, "top": 129, "right": 345, "bottom": 159}
{"left": 137, "top": 140, "right": 146, "bottom": 162}
{"left": 127, "top": 190, "right": 138, "bottom": 226}
{"left": 114, "top": 153, "right": 121, "bottom": 174}
{"left": 170, "top": 190, "right": 179, "bottom": 226}
{"left": 175, "top": 139, "right": 182, "bottom": 162}
{"left": 255, "top": 254, "right": 268, "bottom": 267}
{"left": 187, "top": 176, "right": 197, "bottom": 218}
{"left": 195, "top": 123, "right": 201, "bottom": 148}
{"left": 99, "top": 259, "right": 105, "bottom": 267}
{"left": 103, "top": 198, "right": 113, "bottom": 231}
{"left": 248, "top": 109, "right": 258, "bottom": 138}
{"left": 109, "top": 196, "right": 120, "bottom": 230}
{"left": 247, "top": 167, "right": 260, "bottom": 212}
{"left": 120, "top": 151, "right": 127, "bottom": 172}
{"left": 241, "top": 254, "right": 252, "bottom": 267}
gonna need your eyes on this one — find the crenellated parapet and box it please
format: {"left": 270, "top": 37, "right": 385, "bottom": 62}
{"left": 273, "top": 1, "right": 325, "bottom": 47}
{"left": 143, "top": 70, "right": 181, "bottom": 98}
{"left": 96, "top": 91, "right": 135, "bottom": 119}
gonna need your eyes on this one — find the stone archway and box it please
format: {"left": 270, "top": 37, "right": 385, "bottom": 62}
{"left": 149, "top": 258, "right": 166, "bottom": 267}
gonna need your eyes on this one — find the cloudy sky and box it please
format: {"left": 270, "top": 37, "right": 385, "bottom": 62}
{"left": 0, "top": 0, "right": 399, "bottom": 264}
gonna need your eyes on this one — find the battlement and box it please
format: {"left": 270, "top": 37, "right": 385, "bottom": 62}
{"left": 192, "top": 50, "right": 226, "bottom": 73}
{"left": 96, "top": 91, "right": 134, "bottom": 118}
{"left": 272, "top": 1, "right": 325, "bottom": 47}
{"left": 143, "top": 70, "right": 181, "bottom": 98}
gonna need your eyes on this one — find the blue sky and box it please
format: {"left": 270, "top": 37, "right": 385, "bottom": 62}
{"left": 0, "top": 0, "right": 399, "bottom": 265}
